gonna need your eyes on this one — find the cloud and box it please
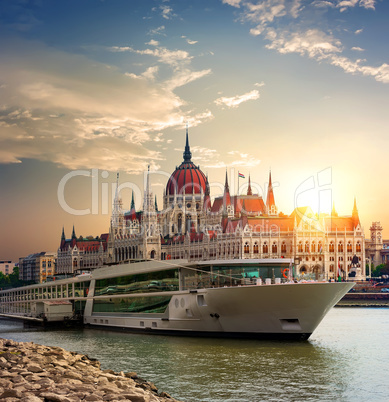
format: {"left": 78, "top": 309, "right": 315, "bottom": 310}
{"left": 265, "top": 28, "right": 342, "bottom": 58}
{"left": 227, "top": 151, "right": 261, "bottom": 168}
{"left": 146, "top": 39, "right": 159, "bottom": 46}
{"left": 214, "top": 89, "right": 260, "bottom": 108}
{"left": 351, "top": 46, "right": 364, "bottom": 52}
{"left": 0, "top": 38, "right": 212, "bottom": 172}
{"left": 110, "top": 45, "right": 192, "bottom": 68}
{"left": 148, "top": 25, "right": 166, "bottom": 36}
{"left": 182, "top": 36, "right": 198, "bottom": 45}
{"left": 222, "top": 0, "right": 385, "bottom": 84}
{"left": 222, "top": 0, "right": 242, "bottom": 7}
{"left": 125, "top": 66, "right": 159, "bottom": 81}
{"left": 160, "top": 5, "right": 177, "bottom": 20}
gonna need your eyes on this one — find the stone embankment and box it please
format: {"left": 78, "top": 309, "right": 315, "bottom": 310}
{"left": 0, "top": 338, "right": 181, "bottom": 402}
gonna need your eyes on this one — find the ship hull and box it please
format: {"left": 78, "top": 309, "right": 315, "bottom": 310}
{"left": 83, "top": 281, "right": 353, "bottom": 340}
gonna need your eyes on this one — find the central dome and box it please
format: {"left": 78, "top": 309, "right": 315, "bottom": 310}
{"left": 166, "top": 131, "right": 207, "bottom": 196}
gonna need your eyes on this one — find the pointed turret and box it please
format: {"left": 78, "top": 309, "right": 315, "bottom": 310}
{"left": 266, "top": 171, "right": 277, "bottom": 215}
{"left": 128, "top": 190, "right": 137, "bottom": 221}
{"left": 247, "top": 174, "right": 252, "bottom": 196}
{"left": 71, "top": 225, "right": 76, "bottom": 240}
{"left": 155, "top": 195, "right": 158, "bottom": 212}
{"left": 183, "top": 124, "right": 192, "bottom": 162}
{"left": 331, "top": 201, "right": 338, "bottom": 217}
{"left": 223, "top": 170, "right": 231, "bottom": 208}
{"left": 130, "top": 190, "right": 135, "bottom": 210}
{"left": 60, "top": 227, "right": 66, "bottom": 248}
{"left": 352, "top": 197, "right": 360, "bottom": 228}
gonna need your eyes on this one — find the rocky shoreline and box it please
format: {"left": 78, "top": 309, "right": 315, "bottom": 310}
{"left": 0, "top": 338, "right": 181, "bottom": 402}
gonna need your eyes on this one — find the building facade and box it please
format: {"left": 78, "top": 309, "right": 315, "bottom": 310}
{"left": 18, "top": 252, "right": 57, "bottom": 283}
{"left": 57, "top": 227, "right": 108, "bottom": 275}
{"left": 365, "top": 221, "right": 389, "bottom": 271}
{"left": 0, "top": 261, "right": 16, "bottom": 276}
{"left": 108, "top": 131, "right": 366, "bottom": 281}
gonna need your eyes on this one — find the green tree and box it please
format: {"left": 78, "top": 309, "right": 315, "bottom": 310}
{"left": 372, "top": 262, "right": 389, "bottom": 277}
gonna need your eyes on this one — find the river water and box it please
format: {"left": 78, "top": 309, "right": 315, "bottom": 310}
{"left": 0, "top": 308, "right": 387, "bottom": 402}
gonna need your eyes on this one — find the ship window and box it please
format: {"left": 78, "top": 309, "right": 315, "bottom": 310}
{"left": 92, "top": 295, "right": 172, "bottom": 314}
{"left": 94, "top": 269, "right": 179, "bottom": 296}
{"left": 197, "top": 294, "right": 207, "bottom": 307}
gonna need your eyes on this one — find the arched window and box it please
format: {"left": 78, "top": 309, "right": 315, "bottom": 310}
{"left": 186, "top": 214, "right": 191, "bottom": 233}
{"left": 150, "top": 250, "right": 156, "bottom": 259}
{"left": 253, "top": 242, "right": 259, "bottom": 254}
{"left": 318, "top": 241, "right": 323, "bottom": 253}
{"left": 298, "top": 241, "right": 303, "bottom": 253}
{"left": 263, "top": 242, "right": 268, "bottom": 254}
{"left": 311, "top": 242, "right": 316, "bottom": 253}
{"left": 330, "top": 264, "right": 334, "bottom": 272}
{"left": 329, "top": 242, "right": 334, "bottom": 253}
{"left": 244, "top": 242, "right": 249, "bottom": 254}
{"left": 177, "top": 214, "right": 182, "bottom": 233}
{"left": 281, "top": 242, "right": 287, "bottom": 253}
{"left": 272, "top": 242, "right": 277, "bottom": 254}
{"left": 305, "top": 241, "right": 310, "bottom": 253}
{"left": 347, "top": 242, "right": 352, "bottom": 253}
{"left": 338, "top": 242, "right": 343, "bottom": 252}
{"left": 356, "top": 241, "right": 361, "bottom": 252}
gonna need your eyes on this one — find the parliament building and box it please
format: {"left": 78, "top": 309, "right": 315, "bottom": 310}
{"left": 107, "top": 130, "right": 366, "bottom": 281}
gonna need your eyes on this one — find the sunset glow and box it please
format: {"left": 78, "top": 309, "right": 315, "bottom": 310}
{"left": 0, "top": 0, "right": 388, "bottom": 261}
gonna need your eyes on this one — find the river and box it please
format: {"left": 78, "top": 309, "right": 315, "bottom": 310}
{"left": 0, "top": 307, "right": 387, "bottom": 401}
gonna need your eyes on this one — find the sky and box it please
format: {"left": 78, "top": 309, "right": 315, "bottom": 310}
{"left": 0, "top": 0, "right": 388, "bottom": 261}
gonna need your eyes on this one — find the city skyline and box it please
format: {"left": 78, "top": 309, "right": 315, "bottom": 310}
{"left": 0, "top": 0, "right": 388, "bottom": 261}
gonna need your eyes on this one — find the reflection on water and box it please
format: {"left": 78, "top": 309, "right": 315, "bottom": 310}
{"left": 0, "top": 308, "right": 388, "bottom": 402}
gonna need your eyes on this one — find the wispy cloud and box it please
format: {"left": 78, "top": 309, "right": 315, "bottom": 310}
{"left": 0, "top": 38, "right": 212, "bottom": 172}
{"left": 182, "top": 36, "right": 198, "bottom": 45}
{"left": 214, "top": 89, "right": 260, "bottom": 108}
{"left": 160, "top": 5, "right": 177, "bottom": 20}
{"left": 222, "top": 0, "right": 385, "bottom": 84}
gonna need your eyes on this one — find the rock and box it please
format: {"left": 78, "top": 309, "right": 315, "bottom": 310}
{"left": 26, "top": 364, "right": 44, "bottom": 373}
{"left": 85, "top": 395, "right": 103, "bottom": 401}
{"left": 0, "top": 337, "right": 181, "bottom": 402}
{"left": 40, "top": 392, "right": 72, "bottom": 402}
{"left": 0, "top": 388, "right": 24, "bottom": 398}
{"left": 21, "top": 395, "right": 44, "bottom": 402}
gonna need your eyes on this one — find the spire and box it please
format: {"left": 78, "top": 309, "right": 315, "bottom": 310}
{"left": 61, "top": 226, "right": 65, "bottom": 241}
{"left": 331, "top": 201, "right": 338, "bottom": 217}
{"left": 71, "top": 225, "right": 76, "bottom": 240}
{"left": 352, "top": 197, "right": 358, "bottom": 214}
{"left": 155, "top": 195, "right": 158, "bottom": 212}
{"left": 183, "top": 123, "right": 192, "bottom": 162}
{"left": 223, "top": 169, "right": 231, "bottom": 208}
{"left": 352, "top": 197, "right": 360, "bottom": 227}
{"left": 247, "top": 174, "right": 252, "bottom": 196}
{"left": 224, "top": 170, "right": 230, "bottom": 194}
{"left": 114, "top": 172, "right": 119, "bottom": 201}
{"left": 266, "top": 170, "right": 275, "bottom": 211}
{"left": 130, "top": 190, "right": 135, "bottom": 210}
{"left": 146, "top": 165, "right": 150, "bottom": 194}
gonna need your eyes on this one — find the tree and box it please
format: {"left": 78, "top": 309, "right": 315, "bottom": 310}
{"left": 371, "top": 262, "right": 389, "bottom": 278}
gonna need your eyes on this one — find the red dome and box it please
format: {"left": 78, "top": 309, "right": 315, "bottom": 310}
{"left": 166, "top": 161, "right": 207, "bottom": 195}
{"left": 166, "top": 131, "right": 208, "bottom": 195}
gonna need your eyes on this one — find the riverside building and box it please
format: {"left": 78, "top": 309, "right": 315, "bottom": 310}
{"left": 56, "top": 227, "right": 108, "bottom": 275}
{"left": 108, "top": 130, "right": 366, "bottom": 281}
